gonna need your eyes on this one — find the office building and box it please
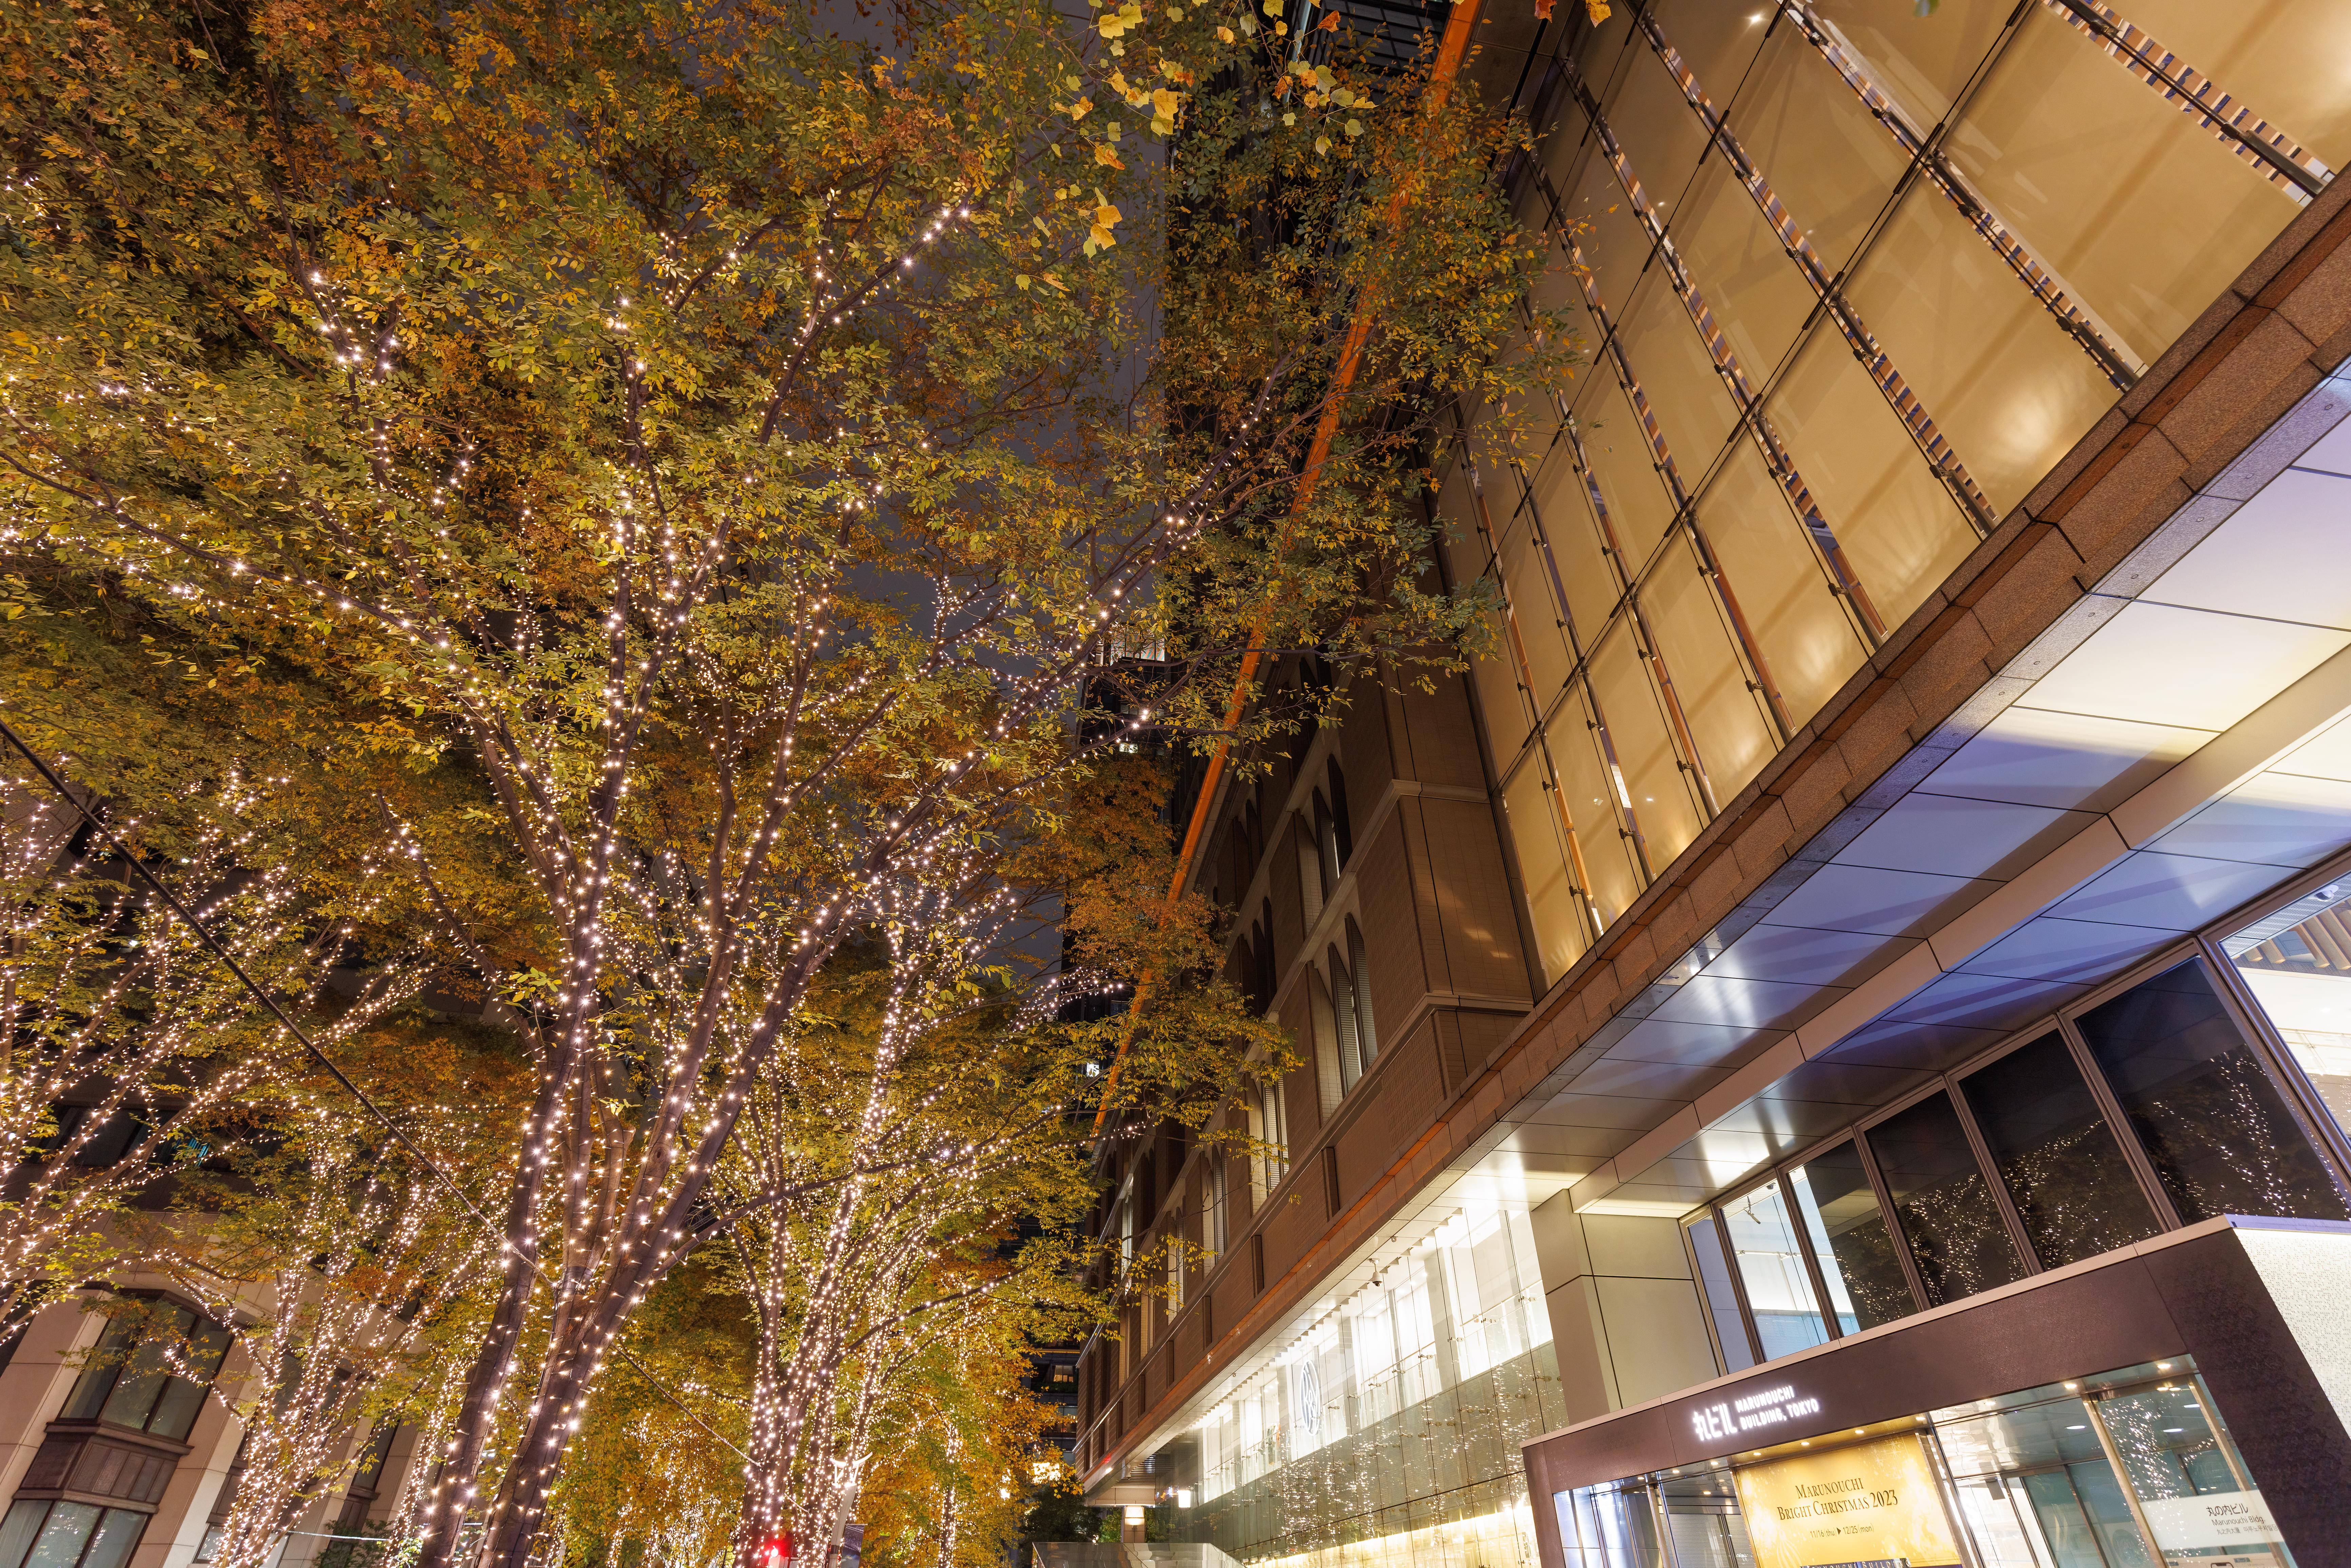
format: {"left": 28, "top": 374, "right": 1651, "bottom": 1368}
{"left": 1076, "top": 4, "right": 2351, "bottom": 1567}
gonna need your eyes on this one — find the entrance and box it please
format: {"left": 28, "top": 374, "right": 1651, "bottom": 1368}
{"left": 1552, "top": 1359, "right": 2293, "bottom": 1568}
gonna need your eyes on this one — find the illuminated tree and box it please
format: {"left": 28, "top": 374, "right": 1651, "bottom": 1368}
{"left": 0, "top": 771, "right": 427, "bottom": 1347}
{"left": 1, "top": 0, "right": 1569, "bottom": 1564}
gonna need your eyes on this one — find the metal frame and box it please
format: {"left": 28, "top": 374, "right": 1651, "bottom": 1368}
{"left": 1680, "top": 848, "right": 2351, "bottom": 1368}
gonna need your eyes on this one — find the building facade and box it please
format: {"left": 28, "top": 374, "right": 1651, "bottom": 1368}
{"left": 1076, "top": 4, "right": 2351, "bottom": 1568}
{"left": 0, "top": 1281, "right": 422, "bottom": 1568}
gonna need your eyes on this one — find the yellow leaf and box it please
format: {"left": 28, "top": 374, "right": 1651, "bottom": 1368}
{"left": 1151, "top": 87, "right": 1180, "bottom": 118}
{"left": 1314, "top": 135, "right": 1330, "bottom": 155}
{"left": 1344, "top": 117, "right": 1363, "bottom": 137}
{"left": 1016, "top": 274, "right": 1032, "bottom": 289}
{"left": 1096, "top": 143, "right": 1125, "bottom": 167}
{"left": 1216, "top": 24, "right": 1235, "bottom": 41}
{"left": 1068, "top": 96, "right": 1093, "bottom": 119}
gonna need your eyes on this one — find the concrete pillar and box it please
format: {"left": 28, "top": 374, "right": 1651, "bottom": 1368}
{"left": 1528, "top": 1195, "right": 1717, "bottom": 1425}
{"left": 0, "top": 1294, "right": 111, "bottom": 1497}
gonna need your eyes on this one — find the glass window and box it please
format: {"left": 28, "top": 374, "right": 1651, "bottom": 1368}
{"left": 1961, "top": 1032, "right": 2162, "bottom": 1269}
{"left": 1545, "top": 696, "right": 1643, "bottom": 928}
{"left": 1555, "top": 1481, "right": 1664, "bottom": 1568}
{"left": 63, "top": 1304, "right": 229, "bottom": 1441}
{"left": 1864, "top": 1091, "right": 2027, "bottom": 1307}
{"left": 2224, "top": 883, "right": 2351, "bottom": 1145}
{"left": 1639, "top": 531, "right": 1777, "bottom": 806}
{"left": 1788, "top": 1144, "right": 1913, "bottom": 1331}
{"left": 2095, "top": 1374, "right": 2292, "bottom": 1566}
{"left": 2073, "top": 960, "right": 2350, "bottom": 1222}
{"left": 1716, "top": 1179, "right": 1829, "bottom": 1360}
{"left": 1681, "top": 1211, "right": 1754, "bottom": 1374}
{"left": 1591, "top": 622, "right": 1704, "bottom": 872}
{"left": 0, "top": 1505, "right": 147, "bottom": 1568}
{"left": 1501, "top": 753, "right": 1586, "bottom": 985}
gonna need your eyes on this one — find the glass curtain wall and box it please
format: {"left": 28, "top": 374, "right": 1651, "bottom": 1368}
{"left": 1183, "top": 1205, "right": 1565, "bottom": 1568}
{"left": 1455, "top": 0, "right": 2351, "bottom": 986}
{"left": 1682, "top": 951, "right": 2351, "bottom": 1369}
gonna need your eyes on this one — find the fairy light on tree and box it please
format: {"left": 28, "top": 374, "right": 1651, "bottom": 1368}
{"left": 2, "top": 0, "right": 1576, "bottom": 1564}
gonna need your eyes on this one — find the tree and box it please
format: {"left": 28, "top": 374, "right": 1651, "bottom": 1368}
{"left": 138, "top": 1022, "right": 524, "bottom": 1568}
{"left": 2, "top": 2, "right": 1567, "bottom": 1566}
{"left": 0, "top": 768, "right": 427, "bottom": 1347}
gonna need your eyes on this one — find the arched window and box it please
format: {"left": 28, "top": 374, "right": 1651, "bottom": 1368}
{"left": 1313, "top": 791, "right": 1340, "bottom": 897}
{"left": 1329, "top": 942, "right": 1363, "bottom": 1089}
{"left": 1326, "top": 758, "right": 1354, "bottom": 868}
{"left": 1310, "top": 968, "right": 1343, "bottom": 1115}
{"left": 1347, "top": 916, "right": 1377, "bottom": 1069}
{"left": 1296, "top": 811, "right": 1325, "bottom": 926}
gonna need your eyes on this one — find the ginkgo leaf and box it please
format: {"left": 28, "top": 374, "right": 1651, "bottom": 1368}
{"left": 1095, "top": 143, "right": 1124, "bottom": 167}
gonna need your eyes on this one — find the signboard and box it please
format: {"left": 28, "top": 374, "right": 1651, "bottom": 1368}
{"left": 1687, "top": 1382, "right": 1824, "bottom": 1445}
{"left": 2141, "top": 1491, "right": 2284, "bottom": 1552}
{"left": 1732, "top": 1435, "right": 1963, "bottom": 1568}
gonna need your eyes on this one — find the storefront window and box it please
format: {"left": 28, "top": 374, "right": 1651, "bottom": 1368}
{"left": 1787, "top": 1144, "right": 1911, "bottom": 1332}
{"left": 1862, "top": 1092, "right": 2025, "bottom": 1307}
{"left": 1960, "top": 1032, "right": 2162, "bottom": 1269}
{"left": 2223, "top": 883, "right": 2351, "bottom": 1146}
{"left": 1716, "top": 1179, "right": 1829, "bottom": 1360}
{"left": 2073, "top": 961, "right": 2350, "bottom": 1224}
{"left": 1553, "top": 1358, "right": 2295, "bottom": 1568}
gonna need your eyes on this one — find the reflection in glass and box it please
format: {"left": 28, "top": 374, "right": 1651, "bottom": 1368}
{"left": 1717, "top": 1179, "right": 1829, "bottom": 1359}
{"left": 1788, "top": 1145, "right": 1912, "bottom": 1330}
{"left": 2226, "top": 884, "right": 2351, "bottom": 1145}
{"left": 1555, "top": 1483, "right": 1663, "bottom": 1568}
{"left": 1683, "top": 1212, "right": 1754, "bottom": 1374}
{"left": 2074, "top": 962, "right": 2350, "bottom": 1222}
{"left": 1961, "top": 1033, "right": 2160, "bottom": 1268}
{"left": 1654, "top": 1469, "right": 1753, "bottom": 1568}
{"left": 1865, "top": 1092, "right": 2025, "bottom": 1306}
{"left": 2093, "top": 1375, "right": 2295, "bottom": 1567}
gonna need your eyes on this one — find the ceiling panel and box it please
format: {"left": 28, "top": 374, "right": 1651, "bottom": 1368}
{"left": 1759, "top": 1054, "right": 1938, "bottom": 1109}
{"left": 2275, "top": 714, "right": 2351, "bottom": 782}
{"left": 1707, "top": 923, "right": 1914, "bottom": 987}
{"left": 2048, "top": 849, "right": 2293, "bottom": 930}
{"left": 2147, "top": 769, "right": 2351, "bottom": 867}
{"left": 2140, "top": 469, "right": 2351, "bottom": 632}
{"left": 1953, "top": 915, "right": 2177, "bottom": 982}
{"left": 1917, "top": 705, "right": 2210, "bottom": 811}
{"left": 1523, "top": 1091, "right": 1691, "bottom": 1131}
{"left": 1645, "top": 973, "right": 1830, "bottom": 1030}
{"left": 1565, "top": 1054, "right": 1738, "bottom": 1102}
{"left": 1882, "top": 969, "right": 2090, "bottom": 1032}
{"left": 1607, "top": 1016, "right": 1787, "bottom": 1066}
{"left": 1819, "top": 1017, "right": 2010, "bottom": 1072}
{"left": 1832, "top": 794, "right": 2095, "bottom": 880}
{"left": 1758, "top": 863, "right": 1997, "bottom": 937}
{"left": 2013, "top": 601, "right": 2350, "bottom": 732}
{"left": 1703, "top": 1096, "right": 1863, "bottom": 1149}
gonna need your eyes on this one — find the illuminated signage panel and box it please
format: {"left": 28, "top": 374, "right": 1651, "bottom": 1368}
{"left": 1731, "top": 1435, "right": 1962, "bottom": 1568}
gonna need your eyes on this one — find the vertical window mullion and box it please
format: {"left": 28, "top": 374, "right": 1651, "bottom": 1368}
{"left": 1852, "top": 1123, "right": 1931, "bottom": 1319}
{"left": 1943, "top": 1068, "right": 2041, "bottom": 1276}
{"left": 2053, "top": 1011, "right": 2185, "bottom": 1233}
{"left": 1776, "top": 1170, "right": 1843, "bottom": 1340}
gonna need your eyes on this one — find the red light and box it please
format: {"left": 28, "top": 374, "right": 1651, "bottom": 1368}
{"left": 757, "top": 1536, "right": 794, "bottom": 1568}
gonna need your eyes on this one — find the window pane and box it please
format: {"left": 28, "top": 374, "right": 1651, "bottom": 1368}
{"left": 2224, "top": 884, "right": 2351, "bottom": 1149}
{"left": 0, "top": 1502, "right": 50, "bottom": 1568}
{"left": 61, "top": 1319, "right": 137, "bottom": 1421}
{"left": 1837, "top": 180, "right": 2119, "bottom": 519}
{"left": 75, "top": 1514, "right": 142, "bottom": 1568}
{"left": 1942, "top": 2, "right": 2302, "bottom": 369}
{"left": 1692, "top": 438, "right": 1868, "bottom": 727}
{"left": 1545, "top": 694, "right": 1643, "bottom": 928}
{"left": 2119, "top": 0, "right": 2351, "bottom": 172}
{"left": 21, "top": 1506, "right": 98, "bottom": 1568}
{"left": 1865, "top": 1091, "right": 2026, "bottom": 1306}
{"left": 1788, "top": 1146, "right": 1912, "bottom": 1331}
{"left": 1961, "top": 1033, "right": 2161, "bottom": 1269}
{"left": 1639, "top": 532, "right": 1776, "bottom": 806}
{"left": 1682, "top": 1213, "right": 1754, "bottom": 1374}
{"left": 1591, "top": 622, "right": 1704, "bottom": 873}
{"left": 1524, "top": 434, "right": 1621, "bottom": 649}
{"left": 1760, "top": 324, "right": 1978, "bottom": 633}
{"left": 1718, "top": 1179, "right": 1828, "bottom": 1359}
{"left": 1501, "top": 754, "right": 1585, "bottom": 986}
{"left": 2074, "top": 960, "right": 2350, "bottom": 1222}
